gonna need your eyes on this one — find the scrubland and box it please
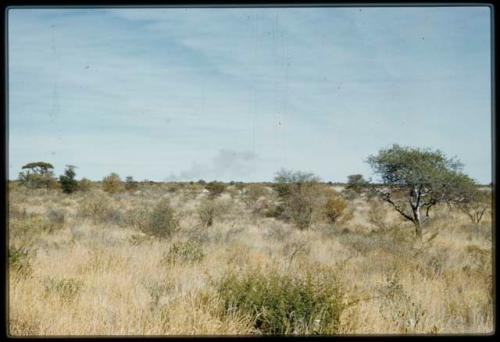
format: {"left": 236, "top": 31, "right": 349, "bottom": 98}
{"left": 8, "top": 182, "right": 493, "bottom": 335}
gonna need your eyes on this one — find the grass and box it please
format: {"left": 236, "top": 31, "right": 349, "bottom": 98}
{"left": 7, "top": 183, "right": 493, "bottom": 335}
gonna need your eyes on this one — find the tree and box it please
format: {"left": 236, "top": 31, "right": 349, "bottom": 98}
{"left": 59, "top": 165, "right": 78, "bottom": 194}
{"left": 125, "top": 176, "right": 138, "bottom": 191}
{"left": 346, "top": 174, "right": 368, "bottom": 193}
{"left": 446, "top": 175, "right": 491, "bottom": 224}
{"left": 18, "top": 161, "right": 57, "bottom": 189}
{"left": 367, "top": 144, "right": 465, "bottom": 238}
{"left": 273, "top": 169, "right": 321, "bottom": 229}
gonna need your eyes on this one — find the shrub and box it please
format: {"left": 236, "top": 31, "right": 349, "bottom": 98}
{"left": 217, "top": 268, "right": 344, "bottom": 335}
{"left": 243, "top": 184, "right": 268, "bottom": 205}
{"left": 142, "top": 199, "right": 179, "bottom": 239}
{"left": 197, "top": 198, "right": 222, "bottom": 228}
{"left": 125, "top": 176, "right": 138, "bottom": 191}
{"left": 102, "top": 173, "right": 125, "bottom": 194}
{"left": 345, "top": 174, "right": 368, "bottom": 195}
{"left": 44, "top": 277, "right": 83, "bottom": 302}
{"left": 273, "top": 169, "right": 321, "bottom": 229}
{"left": 161, "top": 240, "right": 205, "bottom": 265}
{"left": 205, "top": 181, "right": 226, "bottom": 198}
{"left": 78, "top": 178, "right": 93, "bottom": 192}
{"left": 9, "top": 245, "right": 33, "bottom": 276}
{"left": 77, "top": 193, "right": 115, "bottom": 223}
{"left": 59, "top": 165, "right": 79, "bottom": 194}
{"left": 324, "top": 195, "right": 348, "bottom": 224}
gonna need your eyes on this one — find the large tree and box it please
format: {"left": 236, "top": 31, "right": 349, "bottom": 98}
{"left": 367, "top": 144, "right": 467, "bottom": 238}
{"left": 18, "top": 161, "right": 56, "bottom": 189}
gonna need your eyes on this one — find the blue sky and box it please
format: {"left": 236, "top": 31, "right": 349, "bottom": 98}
{"left": 8, "top": 6, "right": 492, "bottom": 183}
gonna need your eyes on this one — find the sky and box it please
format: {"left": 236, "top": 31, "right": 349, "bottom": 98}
{"left": 7, "top": 6, "right": 492, "bottom": 183}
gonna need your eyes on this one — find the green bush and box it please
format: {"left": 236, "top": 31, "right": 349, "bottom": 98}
{"left": 161, "top": 240, "right": 205, "bottom": 265}
{"left": 102, "top": 173, "right": 125, "bottom": 194}
{"left": 59, "top": 165, "right": 79, "bottom": 194}
{"left": 205, "top": 181, "right": 226, "bottom": 198}
{"left": 217, "top": 268, "right": 344, "bottom": 335}
{"left": 9, "top": 245, "right": 33, "bottom": 276}
{"left": 142, "top": 199, "right": 179, "bottom": 239}
{"left": 125, "top": 176, "right": 138, "bottom": 191}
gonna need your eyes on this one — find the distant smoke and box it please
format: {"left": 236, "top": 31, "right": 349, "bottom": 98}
{"left": 166, "top": 149, "right": 258, "bottom": 182}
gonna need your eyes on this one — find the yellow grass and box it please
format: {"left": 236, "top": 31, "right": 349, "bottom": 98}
{"left": 8, "top": 185, "right": 493, "bottom": 336}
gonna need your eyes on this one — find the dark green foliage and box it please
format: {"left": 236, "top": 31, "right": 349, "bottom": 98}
{"left": 59, "top": 165, "right": 79, "bottom": 194}
{"left": 218, "top": 268, "right": 344, "bottom": 335}
{"left": 205, "top": 181, "right": 226, "bottom": 198}
{"left": 125, "top": 176, "right": 138, "bottom": 191}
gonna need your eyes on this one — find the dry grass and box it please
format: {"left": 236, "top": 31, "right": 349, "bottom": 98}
{"left": 8, "top": 184, "right": 493, "bottom": 336}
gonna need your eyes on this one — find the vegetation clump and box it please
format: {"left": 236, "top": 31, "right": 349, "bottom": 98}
{"left": 59, "top": 165, "right": 79, "bottom": 194}
{"left": 217, "top": 267, "right": 344, "bottom": 335}
{"left": 162, "top": 240, "right": 205, "bottom": 265}
{"left": 205, "top": 181, "right": 226, "bottom": 198}
{"left": 102, "top": 173, "right": 125, "bottom": 194}
{"left": 142, "top": 199, "right": 179, "bottom": 239}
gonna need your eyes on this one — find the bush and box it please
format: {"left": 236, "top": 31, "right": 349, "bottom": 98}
{"left": 324, "top": 195, "right": 348, "bottom": 224}
{"left": 9, "top": 245, "right": 33, "bottom": 276}
{"left": 243, "top": 184, "right": 268, "bottom": 205}
{"left": 161, "top": 240, "right": 205, "bottom": 265}
{"left": 77, "top": 193, "right": 115, "bottom": 223}
{"left": 78, "top": 178, "right": 93, "bottom": 192}
{"left": 142, "top": 199, "right": 179, "bottom": 239}
{"left": 125, "top": 176, "right": 138, "bottom": 191}
{"left": 205, "top": 181, "right": 226, "bottom": 198}
{"left": 197, "top": 198, "right": 222, "bottom": 228}
{"left": 102, "top": 173, "right": 125, "bottom": 194}
{"left": 217, "top": 268, "right": 344, "bottom": 335}
{"left": 59, "top": 165, "right": 79, "bottom": 194}
{"left": 44, "top": 277, "right": 83, "bottom": 302}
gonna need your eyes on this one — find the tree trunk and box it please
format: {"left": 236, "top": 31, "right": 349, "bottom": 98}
{"left": 413, "top": 205, "right": 422, "bottom": 239}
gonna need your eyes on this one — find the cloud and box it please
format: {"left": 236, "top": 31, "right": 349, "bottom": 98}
{"left": 167, "top": 149, "right": 258, "bottom": 182}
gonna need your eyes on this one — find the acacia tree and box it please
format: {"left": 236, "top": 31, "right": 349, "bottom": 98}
{"left": 18, "top": 161, "right": 57, "bottom": 189}
{"left": 367, "top": 144, "right": 466, "bottom": 238}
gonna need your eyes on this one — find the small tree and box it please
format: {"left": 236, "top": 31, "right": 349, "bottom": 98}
{"left": 273, "top": 169, "right": 321, "bottom": 229}
{"left": 345, "top": 174, "right": 368, "bottom": 195}
{"left": 448, "top": 176, "right": 491, "bottom": 224}
{"left": 367, "top": 144, "right": 466, "bottom": 238}
{"left": 59, "top": 165, "right": 78, "bottom": 194}
{"left": 102, "top": 173, "right": 125, "bottom": 194}
{"left": 18, "top": 161, "right": 57, "bottom": 189}
{"left": 125, "top": 176, "right": 138, "bottom": 191}
{"left": 205, "top": 181, "right": 226, "bottom": 198}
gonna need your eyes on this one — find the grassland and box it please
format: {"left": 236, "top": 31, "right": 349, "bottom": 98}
{"left": 8, "top": 182, "right": 493, "bottom": 335}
